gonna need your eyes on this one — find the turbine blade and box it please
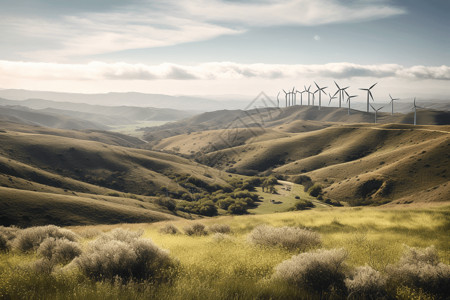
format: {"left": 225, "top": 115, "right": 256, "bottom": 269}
{"left": 334, "top": 81, "right": 340, "bottom": 89}
{"left": 369, "top": 91, "right": 374, "bottom": 101}
{"left": 369, "top": 82, "right": 377, "bottom": 90}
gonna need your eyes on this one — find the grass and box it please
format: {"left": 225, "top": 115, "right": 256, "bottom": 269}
{"left": 1, "top": 205, "right": 448, "bottom": 299}
{"left": 250, "top": 182, "right": 328, "bottom": 214}
{"left": 109, "top": 121, "right": 169, "bottom": 138}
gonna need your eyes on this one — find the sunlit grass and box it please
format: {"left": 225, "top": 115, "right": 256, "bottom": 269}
{"left": 1, "top": 205, "right": 449, "bottom": 299}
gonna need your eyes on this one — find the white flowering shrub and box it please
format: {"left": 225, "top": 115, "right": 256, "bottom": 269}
{"left": 247, "top": 225, "right": 321, "bottom": 251}
{"left": 274, "top": 248, "right": 348, "bottom": 293}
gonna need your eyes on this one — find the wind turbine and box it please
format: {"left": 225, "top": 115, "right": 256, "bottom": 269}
{"left": 292, "top": 87, "right": 296, "bottom": 106}
{"left": 283, "top": 89, "right": 288, "bottom": 107}
{"left": 389, "top": 94, "right": 399, "bottom": 115}
{"left": 360, "top": 83, "right": 377, "bottom": 112}
{"left": 296, "top": 89, "right": 305, "bottom": 106}
{"left": 305, "top": 85, "right": 312, "bottom": 106}
{"left": 312, "top": 89, "right": 318, "bottom": 106}
{"left": 344, "top": 91, "right": 357, "bottom": 115}
{"left": 370, "top": 104, "right": 384, "bottom": 123}
{"left": 277, "top": 91, "right": 280, "bottom": 107}
{"left": 314, "top": 82, "right": 327, "bottom": 110}
{"left": 328, "top": 92, "right": 337, "bottom": 106}
{"left": 412, "top": 97, "right": 423, "bottom": 125}
{"left": 333, "top": 81, "right": 349, "bottom": 108}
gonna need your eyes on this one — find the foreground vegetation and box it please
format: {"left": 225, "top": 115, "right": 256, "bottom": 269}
{"left": 1, "top": 205, "right": 449, "bottom": 299}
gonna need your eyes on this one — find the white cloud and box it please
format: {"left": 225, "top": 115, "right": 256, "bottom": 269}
{"left": 314, "top": 35, "right": 321, "bottom": 41}
{"left": 0, "top": 0, "right": 406, "bottom": 60}
{"left": 1, "top": 60, "right": 449, "bottom": 81}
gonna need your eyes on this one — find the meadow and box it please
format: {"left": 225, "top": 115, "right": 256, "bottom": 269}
{"left": 1, "top": 205, "right": 448, "bottom": 299}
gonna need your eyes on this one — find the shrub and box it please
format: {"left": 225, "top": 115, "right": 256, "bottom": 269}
{"left": 212, "top": 233, "right": 232, "bottom": 243}
{"left": 97, "top": 228, "right": 143, "bottom": 243}
{"left": 386, "top": 246, "right": 450, "bottom": 296}
{"left": 345, "top": 265, "right": 387, "bottom": 299}
{"left": 13, "top": 225, "right": 78, "bottom": 252}
{"left": 0, "top": 233, "right": 9, "bottom": 252}
{"left": 154, "top": 197, "right": 177, "bottom": 211}
{"left": 291, "top": 200, "right": 315, "bottom": 211}
{"left": 37, "top": 237, "right": 82, "bottom": 264}
{"left": 0, "top": 226, "right": 20, "bottom": 241}
{"left": 183, "top": 223, "right": 208, "bottom": 236}
{"left": 159, "top": 224, "right": 179, "bottom": 235}
{"left": 78, "top": 228, "right": 102, "bottom": 239}
{"left": 228, "top": 201, "right": 248, "bottom": 215}
{"left": 208, "top": 224, "right": 231, "bottom": 234}
{"left": 307, "top": 184, "right": 322, "bottom": 197}
{"left": 274, "top": 248, "right": 348, "bottom": 293}
{"left": 247, "top": 225, "right": 321, "bottom": 251}
{"left": 75, "top": 229, "right": 175, "bottom": 282}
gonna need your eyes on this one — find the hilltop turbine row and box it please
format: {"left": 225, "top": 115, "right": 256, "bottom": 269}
{"left": 277, "top": 81, "right": 424, "bottom": 125}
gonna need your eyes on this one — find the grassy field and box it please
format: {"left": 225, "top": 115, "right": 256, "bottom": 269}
{"left": 1, "top": 205, "right": 448, "bottom": 299}
{"left": 109, "top": 121, "right": 170, "bottom": 138}
{"left": 250, "top": 181, "right": 328, "bottom": 214}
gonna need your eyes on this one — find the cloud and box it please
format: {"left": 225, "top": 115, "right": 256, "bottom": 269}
{"left": 0, "top": 0, "right": 406, "bottom": 60}
{"left": 314, "top": 35, "right": 321, "bottom": 41}
{"left": 1, "top": 61, "right": 449, "bottom": 82}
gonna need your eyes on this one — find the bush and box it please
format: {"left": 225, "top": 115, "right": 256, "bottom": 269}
{"left": 154, "top": 197, "right": 177, "bottom": 211}
{"left": 274, "top": 248, "right": 348, "bottom": 293}
{"left": 307, "top": 184, "right": 322, "bottom": 197}
{"left": 208, "top": 224, "right": 231, "bottom": 234}
{"left": 183, "top": 223, "right": 208, "bottom": 236}
{"left": 212, "top": 233, "right": 232, "bottom": 243}
{"left": 13, "top": 225, "right": 78, "bottom": 252}
{"left": 0, "top": 234, "right": 9, "bottom": 252}
{"left": 291, "top": 200, "right": 315, "bottom": 211}
{"left": 247, "top": 225, "right": 321, "bottom": 251}
{"left": 386, "top": 246, "right": 450, "bottom": 296}
{"left": 0, "top": 226, "right": 20, "bottom": 252}
{"left": 75, "top": 229, "right": 175, "bottom": 282}
{"left": 37, "top": 237, "right": 82, "bottom": 264}
{"left": 0, "top": 226, "right": 20, "bottom": 241}
{"left": 228, "top": 201, "right": 248, "bottom": 215}
{"left": 345, "top": 265, "right": 387, "bottom": 299}
{"left": 159, "top": 224, "right": 179, "bottom": 235}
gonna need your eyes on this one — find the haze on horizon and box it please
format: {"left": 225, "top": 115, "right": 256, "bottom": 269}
{"left": 1, "top": 0, "right": 449, "bottom": 103}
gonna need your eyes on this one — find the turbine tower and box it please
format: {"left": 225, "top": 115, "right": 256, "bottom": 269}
{"left": 283, "top": 89, "right": 288, "bottom": 107}
{"left": 412, "top": 97, "right": 423, "bottom": 125}
{"left": 305, "top": 85, "right": 312, "bottom": 106}
{"left": 296, "top": 89, "right": 305, "bottom": 106}
{"left": 370, "top": 104, "right": 384, "bottom": 123}
{"left": 312, "top": 89, "right": 318, "bottom": 106}
{"left": 389, "top": 94, "right": 399, "bottom": 115}
{"left": 344, "top": 91, "right": 357, "bottom": 115}
{"left": 292, "top": 87, "right": 296, "bottom": 106}
{"left": 314, "top": 82, "right": 327, "bottom": 110}
{"left": 360, "top": 83, "right": 377, "bottom": 112}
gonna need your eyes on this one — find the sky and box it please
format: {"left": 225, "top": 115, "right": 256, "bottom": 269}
{"left": 0, "top": 0, "right": 449, "bottom": 103}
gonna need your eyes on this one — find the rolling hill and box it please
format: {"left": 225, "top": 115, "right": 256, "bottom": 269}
{"left": 150, "top": 109, "right": 450, "bottom": 206}
{"left": 0, "top": 123, "right": 237, "bottom": 226}
{"left": 142, "top": 105, "right": 450, "bottom": 146}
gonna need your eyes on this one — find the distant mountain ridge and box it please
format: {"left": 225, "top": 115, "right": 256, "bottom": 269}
{"left": 0, "top": 89, "right": 247, "bottom": 111}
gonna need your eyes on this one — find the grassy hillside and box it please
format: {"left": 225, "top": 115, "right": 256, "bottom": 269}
{"left": 143, "top": 106, "right": 450, "bottom": 145}
{"left": 0, "top": 124, "right": 250, "bottom": 226}
{"left": 1, "top": 205, "right": 448, "bottom": 299}
{"left": 0, "top": 187, "right": 179, "bottom": 227}
{"left": 0, "top": 105, "right": 108, "bottom": 130}
{"left": 153, "top": 122, "right": 449, "bottom": 205}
